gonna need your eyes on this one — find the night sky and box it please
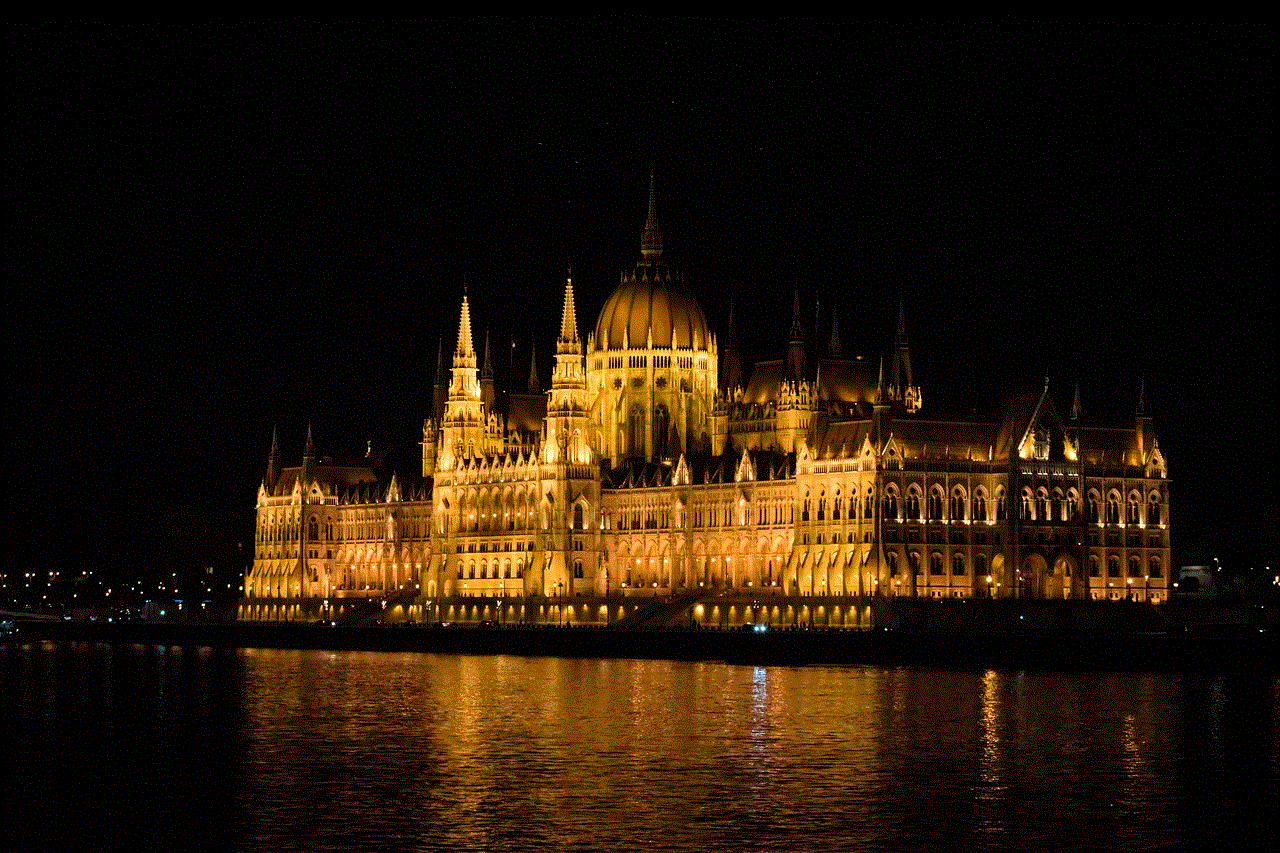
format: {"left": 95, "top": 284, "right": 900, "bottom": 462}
{"left": 9, "top": 22, "right": 1272, "bottom": 584}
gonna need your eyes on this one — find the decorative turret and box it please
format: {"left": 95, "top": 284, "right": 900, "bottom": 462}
{"left": 640, "top": 172, "right": 663, "bottom": 260}
{"left": 1136, "top": 376, "right": 1153, "bottom": 463}
{"left": 544, "top": 271, "right": 591, "bottom": 465}
{"left": 432, "top": 335, "right": 447, "bottom": 422}
{"left": 481, "top": 326, "right": 496, "bottom": 414}
{"left": 265, "top": 425, "right": 280, "bottom": 493}
{"left": 421, "top": 418, "right": 438, "bottom": 478}
{"left": 439, "top": 292, "right": 490, "bottom": 469}
{"left": 890, "top": 298, "right": 922, "bottom": 413}
{"left": 786, "top": 289, "right": 806, "bottom": 383}
{"left": 301, "top": 422, "right": 316, "bottom": 483}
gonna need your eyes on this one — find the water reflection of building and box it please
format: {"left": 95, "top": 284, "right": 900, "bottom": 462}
{"left": 241, "top": 180, "right": 1171, "bottom": 624}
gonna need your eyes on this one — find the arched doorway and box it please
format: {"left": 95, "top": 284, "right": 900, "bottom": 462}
{"left": 1050, "top": 554, "right": 1078, "bottom": 600}
{"left": 1021, "top": 552, "right": 1048, "bottom": 599}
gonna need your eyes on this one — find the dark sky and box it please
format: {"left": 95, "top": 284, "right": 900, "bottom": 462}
{"left": 9, "top": 22, "right": 1272, "bottom": 577}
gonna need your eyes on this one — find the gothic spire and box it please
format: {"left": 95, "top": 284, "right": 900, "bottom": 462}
{"left": 1071, "top": 380, "right": 1082, "bottom": 421}
{"left": 303, "top": 422, "right": 314, "bottom": 459}
{"left": 1137, "top": 375, "right": 1146, "bottom": 416}
{"left": 559, "top": 268, "right": 579, "bottom": 346}
{"left": 891, "top": 296, "right": 914, "bottom": 394}
{"left": 456, "top": 292, "right": 475, "bottom": 358}
{"left": 482, "top": 326, "right": 493, "bottom": 379}
{"left": 828, "top": 306, "right": 842, "bottom": 357}
{"left": 266, "top": 425, "right": 280, "bottom": 491}
{"left": 640, "top": 171, "right": 663, "bottom": 259}
{"left": 789, "top": 289, "right": 803, "bottom": 341}
{"left": 527, "top": 342, "right": 539, "bottom": 392}
{"left": 434, "top": 335, "right": 444, "bottom": 384}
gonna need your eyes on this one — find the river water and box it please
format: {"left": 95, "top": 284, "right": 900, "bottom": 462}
{"left": 3, "top": 641, "right": 1276, "bottom": 852}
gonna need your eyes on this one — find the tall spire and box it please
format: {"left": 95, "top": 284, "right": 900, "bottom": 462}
{"left": 828, "top": 306, "right": 842, "bottom": 357}
{"left": 1071, "top": 380, "right": 1082, "bottom": 421}
{"left": 559, "top": 267, "right": 579, "bottom": 346}
{"left": 266, "top": 425, "right": 280, "bottom": 492}
{"left": 434, "top": 335, "right": 444, "bottom": 384}
{"left": 891, "top": 295, "right": 914, "bottom": 398}
{"left": 480, "top": 326, "right": 496, "bottom": 413}
{"left": 303, "top": 422, "right": 314, "bottom": 460}
{"left": 786, "top": 289, "right": 806, "bottom": 383}
{"left": 527, "top": 342, "right": 539, "bottom": 392}
{"left": 1136, "top": 375, "right": 1146, "bottom": 415}
{"left": 456, "top": 292, "right": 475, "bottom": 358}
{"left": 640, "top": 171, "right": 663, "bottom": 259}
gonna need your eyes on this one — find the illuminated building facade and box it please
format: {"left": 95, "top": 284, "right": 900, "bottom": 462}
{"left": 241, "top": 182, "right": 1171, "bottom": 623}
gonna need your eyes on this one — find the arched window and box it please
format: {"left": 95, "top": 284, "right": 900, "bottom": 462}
{"left": 1067, "top": 489, "right": 1080, "bottom": 521}
{"left": 1148, "top": 494, "right": 1162, "bottom": 524}
{"left": 927, "top": 489, "right": 943, "bottom": 521}
{"left": 883, "top": 489, "right": 898, "bottom": 520}
{"left": 1088, "top": 492, "right": 1100, "bottom": 523}
{"left": 930, "top": 553, "right": 943, "bottom": 575}
{"left": 1107, "top": 494, "right": 1120, "bottom": 525}
{"left": 817, "top": 492, "right": 826, "bottom": 521}
{"left": 574, "top": 503, "right": 585, "bottom": 531}
{"left": 1021, "top": 489, "right": 1035, "bottom": 521}
{"left": 1089, "top": 556, "right": 1100, "bottom": 577}
{"left": 654, "top": 405, "right": 670, "bottom": 459}
{"left": 996, "top": 489, "right": 1007, "bottom": 521}
{"left": 952, "top": 553, "right": 965, "bottom": 575}
{"left": 1128, "top": 557, "right": 1141, "bottom": 577}
{"left": 865, "top": 487, "right": 875, "bottom": 519}
{"left": 832, "top": 490, "right": 842, "bottom": 521}
{"left": 1127, "top": 494, "right": 1141, "bottom": 525}
{"left": 1148, "top": 557, "right": 1162, "bottom": 578}
{"left": 887, "top": 551, "right": 899, "bottom": 576}
{"left": 1107, "top": 555, "right": 1120, "bottom": 577}
{"left": 627, "top": 404, "right": 644, "bottom": 458}
{"left": 573, "top": 562, "right": 584, "bottom": 579}
{"left": 909, "top": 551, "right": 922, "bottom": 575}
{"left": 950, "top": 489, "right": 966, "bottom": 521}
{"left": 973, "top": 491, "right": 987, "bottom": 522}
{"left": 801, "top": 495, "right": 810, "bottom": 522}
{"left": 308, "top": 517, "right": 319, "bottom": 540}
{"left": 906, "top": 491, "right": 921, "bottom": 521}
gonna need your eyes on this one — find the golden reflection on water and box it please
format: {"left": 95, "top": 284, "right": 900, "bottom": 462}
{"left": 226, "top": 651, "right": 1231, "bottom": 851}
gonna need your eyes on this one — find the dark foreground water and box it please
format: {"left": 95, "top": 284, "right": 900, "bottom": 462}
{"left": 3, "top": 642, "right": 1276, "bottom": 852}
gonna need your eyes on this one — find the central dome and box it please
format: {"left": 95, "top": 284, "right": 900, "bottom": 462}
{"left": 593, "top": 175, "right": 711, "bottom": 352}
{"left": 593, "top": 276, "right": 710, "bottom": 351}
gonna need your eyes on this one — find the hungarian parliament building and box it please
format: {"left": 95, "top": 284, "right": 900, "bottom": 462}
{"left": 241, "top": 182, "right": 1171, "bottom": 626}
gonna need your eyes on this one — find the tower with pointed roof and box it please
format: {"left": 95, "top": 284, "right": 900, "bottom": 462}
{"left": 438, "top": 292, "right": 495, "bottom": 469}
